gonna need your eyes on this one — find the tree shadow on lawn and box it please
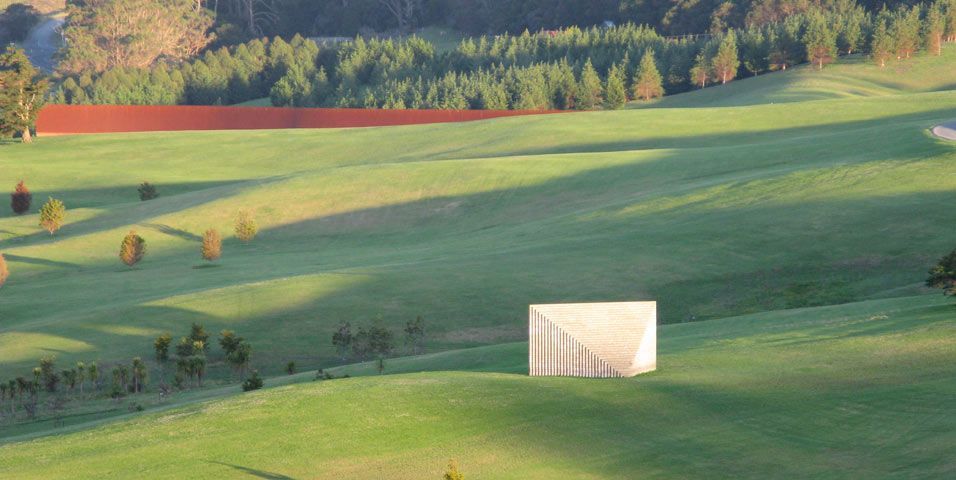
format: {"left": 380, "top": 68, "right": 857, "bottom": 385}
{"left": 206, "top": 461, "right": 296, "bottom": 480}
{"left": 2, "top": 253, "right": 81, "bottom": 269}
{"left": 0, "top": 176, "right": 289, "bottom": 250}
{"left": 450, "top": 105, "right": 956, "bottom": 160}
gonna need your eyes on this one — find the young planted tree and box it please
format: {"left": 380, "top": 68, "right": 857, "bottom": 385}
{"left": 690, "top": 54, "right": 711, "bottom": 88}
{"left": 242, "top": 370, "right": 264, "bottom": 391}
{"left": 769, "top": 17, "right": 803, "bottom": 70}
{"left": 88, "top": 362, "right": 99, "bottom": 391}
{"left": 404, "top": 316, "right": 426, "bottom": 355}
{"left": 739, "top": 26, "right": 770, "bottom": 76}
{"left": 871, "top": 20, "right": 895, "bottom": 67}
{"left": 76, "top": 362, "right": 86, "bottom": 396}
{"left": 119, "top": 231, "right": 147, "bottom": 267}
{"left": 0, "top": 253, "right": 7, "bottom": 289}
{"left": 131, "top": 358, "right": 148, "bottom": 393}
{"left": 712, "top": 32, "right": 740, "bottom": 84}
{"left": 603, "top": 63, "right": 627, "bottom": 109}
{"left": 154, "top": 333, "right": 172, "bottom": 364}
{"left": 332, "top": 322, "right": 353, "bottom": 361}
{"left": 946, "top": 0, "right": 956, "bottom": 42}
{"left": 10, "top": 180, "right": 31, "bottom": 215}
{"left": 190, "top": 323, "right": 210, "bottom": 352}
{"left": 632, "top": 49, "right": 665, "bottom": 101}
{"left": 285, "top": 361, "right": 296, "bottom": 375}
{"left": 62, "top": 369, "right": 78, "bottom": 394}
{"left": 110, "top": 366, "right": 126, "bottom": 397}
{"left": 925, "top": 3, "right": 946, "bottom": 56}
{"left": 138, "top": 182, "right": 159, "bottom": 201}
{"left": 38, "top": 198, "right": 65, "bottom": 236}
{"left": 234, "top": 210, "right": 259, "bottom": 242}
{"left": 201, "top": 229, "right": 222, "bottom": 262}
{"left": 0, "top": 46, "right": 48, "bottom": 143}
{"left": 575, "top": 59, "right": 603, "bottom": 110}
{"left": 927, "top": 247, "right": 956, "bottom": 294}
{"left": 226, "top": 341, "right": 252, "bottom": 379}
{"left": 368, "top": 324, "right": 395, "bottom": 360}
{"left": 38, "top": 356, "right": 59, "bottom": 392}
{"left": 838, "top": 9, "right": 866, "bottom": 55}
{"left": 893, "top": 6, "right": 923, "bottom": 59}
{"left": 444, "top": 460, "right": 465, "bottom": 480}
{"left": 803, "top": 12, "right": 838, "bottom": 69}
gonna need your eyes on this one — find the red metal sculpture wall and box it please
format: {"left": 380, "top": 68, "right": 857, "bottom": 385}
{"left": 36, "top": 105, "right": 562, "bottom": 135}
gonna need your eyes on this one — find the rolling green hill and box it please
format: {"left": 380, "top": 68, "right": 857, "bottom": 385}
{"left": 1, "top": 294, "right": 953, "bottom": 478}
{"left": 2, "top": 35, "right": 956, "bottom": 479}
{"left": 3, "top": 86, "right": 956, "bottom": 383}
{"left": 646, "top": 49, "right": 956, "bottom": 108}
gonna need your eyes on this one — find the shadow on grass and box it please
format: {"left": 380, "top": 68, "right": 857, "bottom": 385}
{"left": 192, "top": 264, "right": 221, "bottom": 269}
{"left": 207, "top": 461, "right": 296, "bottom": 480}
{"left": 2, "top": 254, "right": 81, "bottom": 269}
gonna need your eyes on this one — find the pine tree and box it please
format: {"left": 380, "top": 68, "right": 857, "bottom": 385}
{"left": 803, "top": 11, "right": 838, "bottom": 69}
{"left": 926, "top": 3, "right": 946, "bottom": 56}
{"left": 712, "top": 32, "right": 740, "bottom": 84}
{"left": 739, "top": 26, "right": 769, "bottom": 76}
{"left": 576, "top": 59, "right": 603, "bottom": 110}
{"left": 632, "top": 49, "right": 664, "bottom": 101}
{"left": 119, "top": 230, "right": 146, "bottom": 267}
{"left": 604, "top": 63, "right": 627, "bottom": 109}
{"left": 38, "top": 197, "right": 65, "bottom": 236}
{"left": 201, "top": 229, "right": 222, "bottom": 262}
{"left": 871, "top": 20, "right": 895, "bottom": 68}
{"left": 893, "top": 6, "right": 923, "bottom": 59}
{"left": 945, "top": 0, "right": 956, "bottom": 42}
{"left": 690, "top": 53, "right": 711, "bottom": 88}
{"left": 838, "top": 9, "right": 866, "bottom": 55}
{"left": 10, "top": 180, "right": 31, "bottom": 215}
{"left": 0, "top": 46, "right": 48, "bottom": 143}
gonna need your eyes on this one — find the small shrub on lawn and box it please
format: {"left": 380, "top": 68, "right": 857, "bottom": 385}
{"left": 234, "top": 210, "right": 258, "bottom": 242}
{"left": 0, "top": 253, "right": 8, "bottom": 288}
{"left": 285, "top": 361, "right": 296, "bottom": 375}
{"left": 38, "top": 197, "right": 65, "bottom": 236}
{"left": 444, "top": 460, "right": 464, "bottom": 480}
{"left": 138, "top": 182, "right": 159, "bottom": 201}
{"left": 119, "top": 231, "right": 146, "bottom": 267}
{"left": 201, "top": 229, "right": 222, "bottom": 261}
{"left": 242, "top": 370, "right": 263, "bottom": 391}
{"left": 10, "top": 180, "right": 31, "bottom": 214}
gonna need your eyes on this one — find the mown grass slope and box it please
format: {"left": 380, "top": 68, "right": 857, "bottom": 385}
{"left": 2, "top": 82, "right": 956, "bottom": 380}
{"left": 647, "top": 49, "right": 956, "bottom": 108}
{"left": 1, "top": 294, "right": 953, "bottom": 479}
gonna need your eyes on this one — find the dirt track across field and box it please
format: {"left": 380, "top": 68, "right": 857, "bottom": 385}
{"left": 931, "top": 122, "right": 956, "bottom": 140}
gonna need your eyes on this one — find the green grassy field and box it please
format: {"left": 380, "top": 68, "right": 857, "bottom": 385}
{"left": 3, "top": 77, "right": 956, "bottom": 383}
{"left": 646, "top": 49, "right": 956, "bottom": 108}
{"left": 1, "top": 294, "right": 953, "bottom": 478}
{"left": 2, "top": 49, "right": 956, "bottom": 477}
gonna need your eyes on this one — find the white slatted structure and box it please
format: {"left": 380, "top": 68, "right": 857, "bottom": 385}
{"left": 529, "top": 302, "right": 656, "bottom": 378}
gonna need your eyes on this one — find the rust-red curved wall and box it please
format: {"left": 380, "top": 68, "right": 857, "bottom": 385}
{"left": 36, "top": 105, "right": 562, "bottom": 135}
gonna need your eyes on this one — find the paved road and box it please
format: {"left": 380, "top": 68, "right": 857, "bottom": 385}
{"left": 931, "top": 122, "right": 956, "bottom": 140}
{"left": 23, "top": 14, "right": 65, "bottom": 73}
